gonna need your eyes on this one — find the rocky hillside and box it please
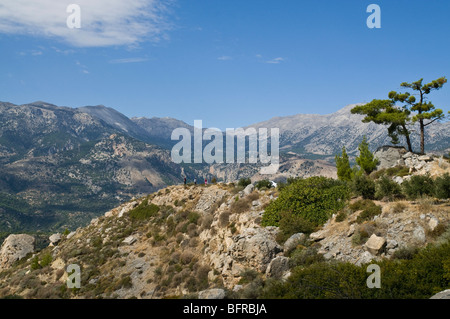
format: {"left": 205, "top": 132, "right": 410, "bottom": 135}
{"left": 0, "top": 152, "right": 448, "bottom": 299}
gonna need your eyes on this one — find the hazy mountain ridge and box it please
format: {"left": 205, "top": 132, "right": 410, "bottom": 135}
{"left": 248, "top": 103, "right": 450, "bottom": 159}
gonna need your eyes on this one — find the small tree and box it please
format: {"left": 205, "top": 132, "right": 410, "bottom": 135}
{"left": 351, "top": 99, "right": 413, "bottom": 152}
{"left": 335, "top": 146, "right": 352, "bottom": 182}
{"left": 389, "top": 77, "right": 447, "bottom": 154}
{"left": 355, "top": 136, "right": 379, "bottom": 175}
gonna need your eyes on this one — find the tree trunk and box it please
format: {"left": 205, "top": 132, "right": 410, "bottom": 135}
{"left": 419, "top": 119, "right": 425, "bottom": 155}
{"left": 402, "top": 124, "right": 413, "bottom": 153}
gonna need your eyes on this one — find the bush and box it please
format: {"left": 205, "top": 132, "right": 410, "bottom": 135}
{"left": 335, "top": 209, "right": 348, "bottom": 222}
{"left": 349, "top": 199, "right": 382, "bottom": 224}
{"left": 276, "top": 212, "right": 315, "bottom": 243}
{"left": 352, "top": 174, "right": 376, "bottom": 199}
{"left": 129, "top": 201, "right": 160, "bottom": 220}
{"left": 356, "top": 205, "right": 382, "bottom": 224}
{"left": 40, "top": 253, "right": 53, "bottom": 268}
{"left": 262, "top": 176, "right": 350, "bottom": 227}
{"left": 261, "top": 240, "right": 450, "bottom": 299}
{"left": 434, "top": 173, "right": 450, "bottom": 199}
{"left": 402, "top": 174, "right": 434, "bottom": 199}
{"left": 238, "top": 178, "right": 251, "bottom": 188}
{"left": 255, "top": 179, "right": 272, "bottom": 190}
{"left": 375, "top": 175, "right": 403, "bottom": 200}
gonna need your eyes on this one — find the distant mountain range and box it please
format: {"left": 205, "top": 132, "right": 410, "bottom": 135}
{"left": 0, "top": 100, "right": 448, "bottom": 233}
{"left": 248, "top": 103, "right": 450, "bottom": 160}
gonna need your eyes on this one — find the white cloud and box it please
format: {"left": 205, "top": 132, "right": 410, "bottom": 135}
{"left": 0, "top": 0, "right": 173, "bottom": 47}
{"left": 217, "top": 56, "right": 232, "bottom": 61}
{"left": 109, "top": 57, "right": 148, "bottom": 64}
{"left": 266, "top": 57, "right": 284, "bottom": 64}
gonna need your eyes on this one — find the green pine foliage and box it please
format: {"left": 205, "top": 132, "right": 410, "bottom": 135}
{"left": 355, "top": 136, "right": 379, "bottom": 175}
{"left": 335, "top": 146, "right": 352, "bottom": 182}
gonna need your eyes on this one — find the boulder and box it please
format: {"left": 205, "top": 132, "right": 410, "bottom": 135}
{"left": 229, "top": 227, "right": 282, "bottom": 272}
{"left": 309, "top": 230, "right": 327, "bottom": 242}
{"left": 355, "top": 251, "right": 375, "bottom": 266}
{"left": 265, "top": 256, "right": 290, "bottom": 279}
{"left": 49, "top": 233, "right": 62, "bottom": 245}
{"left": 283, "top": 233, "right": 306, "bottom": 253}
{"left": 364, "top": 234, "right": 386, "bottom": 255}
{"left": 0, "top": 234, "right": 35, "bottom": 269}
{"left": 418, "top": 155, "right": 432, "bottom": 162}
{"left": 373, "top": 146, "right": 407, "bottom": 170}
{"left": 413, "top": 226, "right": 426, "bottom": 243}
{"left": 430, "top": 289, "right": 450, "bottom": 299}
{"left": 428, "top": 217, "right": 439, "bottom": 232}
{"left": 66, "top": 231, "right": 76, "bottom": 239}
{"left": 243, "top": 184, "right": 254, "bottom": 196}
{"left": 122, "top": 235, "right": 137, "bottom": 245}
{"left": 198, "top": 288, "right": 226, "bottom": 299}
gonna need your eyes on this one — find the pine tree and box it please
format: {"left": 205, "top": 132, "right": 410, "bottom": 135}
{"left": 351, "top": 99, "right": 413, "bottom": 152}
{"left": 389, "top": 77, "right": 447, "bottom": 154}
{"left": 355, "top": 136, "right": 379, "bottom": 175}
{"left": 335, "top": 146, "right": 352, "bottom": 182}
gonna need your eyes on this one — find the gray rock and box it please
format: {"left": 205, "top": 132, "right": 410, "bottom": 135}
{"left": 428, "top": 217, "right": 439, "bottom": 232}
{"left": 283, "top": 233, "right": 306, "bottom": 253}
{"left": 49, "top": 233, "right": 62, "bottom": 245}
{"left": 347, "top": 224, "right": 355, "bottom": 237}
{"left": 265, "top": 256, "right": 290, "bottom": 278}
{"left": 233, "top": 285, "right": 243, "bottom": 292}
{"left": 309, "top": 230, "right": 326, "bottom": 242}
{"left": 364, "top": 234, "right": 386, "bottom": 255}
{"left": 355, "top": 251, "right": 375, "bottom": 266}
{"left": 66, "top": 231, "right": 76, "bottom": 239}
{"left": 374, "top": 146, "right": 408, "bottom": 170}
{"left": 386, "top": 239, "right": 398, "bottom": 250}
{"left": 430, "top": 289, "right": 450, "bottom": 299}
{"left": 413, "top": 226, "right": 426, "bottom": 243}
{"left": 402, "top": 152, "right": 414, "bottom": 159}
{"left": 198, "top": 288, "right": 226, "bottom": 299}
{"left": 122, "top": 235, "right": 137, "bottom": 245}
{"left": 0, "top": 234, "right": 35, "bottom": 269}
{"left": 243, "top": 184, "right": 254, "bottom": 196}
{"left": 252, "top": 200, "right": 260, "bottom": 207}
{"left": 418, "top": 155, "right": 432, "bottom": 162}
{"left": 229, "top": 227, "right": 282, "bottom": 272}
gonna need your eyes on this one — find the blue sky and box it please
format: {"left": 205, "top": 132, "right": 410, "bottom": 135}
{"left": 1, "top": 0, "right": 450, "bottom": 129}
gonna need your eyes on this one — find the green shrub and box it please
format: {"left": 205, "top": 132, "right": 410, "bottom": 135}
{"left": 40, "top": 253, "right": 53, "bottom": 268}
{"left": 356, "top": 205, "right": 382, "bottom": 224}
{"left": 352, "top": 174, "right": 376, "bottom": 199}
{"left": 262, "top": 176, "right": 350, "bottom": 227}
{"left": 434, "top": 173, "right": 450, "bottom": 199}
{"left": 129, "top": 201, "right": 160, "bottom": 220}
{"left": 238, "top": 178, "right": 251, "bottom": 188}
{"left": 402, "top": 174, "right": 434, "bottom": 199}
{"left": 375, "top": 175, "right": 403, "bottom": 200}
{"left": 261, "top": 240, "right": 450, "bottom": 299}
{"left": 255, "top": 179, "right": 272, "bottom": 190}
{"left": 289, "top": 246, "right": 324, "bottom": 268}
{"left": 276, "top": 212, "right": 315, "bottom": 243}
{"left": 335, "top": 209, "right": 348, "bottom": 223}
{"left": 31, "top": 256, "right": 41, "bottom": 270}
